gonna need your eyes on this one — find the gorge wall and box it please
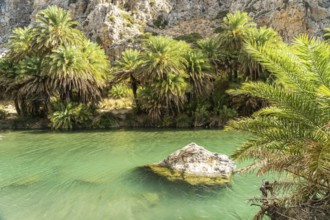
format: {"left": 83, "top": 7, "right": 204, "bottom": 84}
{"left": 0, "top": 0, "right": 329, "bottom": 57}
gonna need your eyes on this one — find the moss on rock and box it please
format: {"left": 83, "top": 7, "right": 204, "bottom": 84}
{"left": 146, "top": 164, "right": 232, "bottom": 186}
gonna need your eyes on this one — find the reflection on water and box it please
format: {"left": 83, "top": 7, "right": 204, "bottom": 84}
{"left": 0, "top": 130, "right": 266, "bottom": 220}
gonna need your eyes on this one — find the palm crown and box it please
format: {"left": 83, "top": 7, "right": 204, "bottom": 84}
{"left": 227, "top": 35, "right": 330, "bottom": 216}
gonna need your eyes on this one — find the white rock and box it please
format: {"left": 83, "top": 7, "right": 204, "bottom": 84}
{"left": 147, "top": 143, "right": 236, "bottom": 185}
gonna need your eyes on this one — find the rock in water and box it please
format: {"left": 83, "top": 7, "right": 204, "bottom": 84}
{"left": 146, "top": 143, "right": 236, "bottom": 186}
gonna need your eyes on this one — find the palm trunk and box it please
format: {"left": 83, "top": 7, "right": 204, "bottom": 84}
{"left": 14, "top": 98, "right": 21, "bottom": 115}
{"left": 21, "top": 98, "right": 28, "bottom": 116}
{"left": 130, "top": 75, "right": 140, "bottom": 111}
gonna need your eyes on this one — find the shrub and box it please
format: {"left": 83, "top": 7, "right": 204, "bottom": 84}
{"left": 109, "top": 84, "right": 132, "bottom": 99}
{"left": 175, "top": 113, "right": 192, "bottom": 128}
{"left": 161, "top": 114, "right": 175, "bottom": 127}
{"left": 92, "top": 112, "right": 119, "bottom": 129}
{"left": 193, "top": 106, "right": 210, "bottom": 127}
{"left": 218, "top": 105, "right": 237, "bottom": 124}
{"left": 49, "top": 103, "right": 92, "bottom": 130}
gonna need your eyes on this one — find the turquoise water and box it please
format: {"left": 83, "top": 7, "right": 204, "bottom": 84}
{"left": 0, "top": 130, "right": 266, "bottom": 220}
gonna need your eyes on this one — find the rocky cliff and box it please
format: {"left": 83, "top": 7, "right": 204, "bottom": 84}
{"left": 0, "top": 0, "right": 329, "bottom": 56}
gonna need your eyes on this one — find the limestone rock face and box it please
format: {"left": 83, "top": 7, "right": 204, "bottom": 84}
{"left": 0, "top": 0, "right": 34, "bottom": 44}
{"left": 146, "top": 143, "right": 236, "bottom": 185}
{"left": 229, "top": 0, "right": 330, "bottom": 41}
{"left": 0, "top": 0, "right": 329, "bottom": 56}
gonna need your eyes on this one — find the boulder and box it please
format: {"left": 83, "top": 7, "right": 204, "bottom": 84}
{"left": 146, "top": 143, "right": 236, "bottom": 186}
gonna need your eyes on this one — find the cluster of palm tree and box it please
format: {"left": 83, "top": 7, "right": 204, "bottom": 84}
{"left": 111, "top": 36, "right": 213, "bottom": 124}
{"left": 227, "top": 33, "right": 330, "bottom": 219}
{"left": 111, "top": 11, "right": 283, "bottom": 126}
{"left": 0, "top": 6, "right": 109, "bottom": 121}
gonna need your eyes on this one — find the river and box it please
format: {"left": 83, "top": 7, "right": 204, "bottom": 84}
{"left": 0, "top": 130, "right": 268, "bottom": 220}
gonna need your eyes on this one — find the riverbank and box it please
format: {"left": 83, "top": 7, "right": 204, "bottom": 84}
{"left": 0, "top": 101, "right": 229, "bottom": 130}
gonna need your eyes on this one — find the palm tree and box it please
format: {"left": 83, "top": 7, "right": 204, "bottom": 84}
{"left": 0, "top": 58, "right": 18, "bottom": 106}
{"left": 197, "top": 37, "right": 222, "bottom": 75}
{"left": 138, "top": 74, "right": 188, "bottom": 122}
{"left": 14, "top": 56, "right": 49, "bottom": 115}
{"left": 112, "top": 49, "right": 141, "bottom": 109}
{"left": 227, "top": 35, "right": 330, "bottom": 219}
{"left": 44, "top": 44, "right": 106, "bottom": 103}
{"left": 138, "top": 36, "right": 189, "bottom": 120}
{"left": 138, "top": 36, "right": 188, "bottom": 80}
{"left": 30, "top": 6, "right": 84, "bottom": 54}
{"left": 218, "top": 11, "right": 256, "bottom": 81}
{"left": 185, "top": 50, "right": 212, "bottom": 97}
{"left": 1, "top": 6, "right": 109, "bottom": 118}
{"left": 6, "top": 27, "right": 33, "bottom": 62}
{"left": 239, "top": 27, "right": 283, "bottom": 80}
{"left": 81, "top": 39, "right": 110, "bottom": 80}
{"left": 219, "top": 11, "right": 256, "bottom": 50}
{"left": 151, "top": 72, "right": 188, "bottom": 117}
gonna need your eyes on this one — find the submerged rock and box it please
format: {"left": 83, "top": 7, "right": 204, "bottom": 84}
{"left": 146, "top": 143, "right": 236, "bottom": 186}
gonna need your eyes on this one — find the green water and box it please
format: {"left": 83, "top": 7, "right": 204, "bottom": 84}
{"left": 0, "top": 130, "right": 266, "bottom": 220}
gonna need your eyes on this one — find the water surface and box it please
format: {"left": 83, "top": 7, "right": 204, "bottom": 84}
{"left": 0, "top": 130, "right": 266, "bottom": 220}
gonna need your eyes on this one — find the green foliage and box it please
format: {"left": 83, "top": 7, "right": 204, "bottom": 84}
{"left": 0, "top": 58, "right": 17, "bottom": 97}
{"left": 50, "top": 103, "right": 91, "bottom": 130}
{"left": 185, "top": 49, "right": 213, "bottom": 102}
{"left": 112, "top": 49, "right": 141, "bottom": 107}
{"left": 139, "top": 36, "right": 188, "bottom": 80}
{"left": 197, "top": 37, "right": 222, "bottom": 74}
{"left": 6, "top": 27, "right": 33, "bottom": 61}
{"left": 30, "top": 6, "right": 83, "bottom": 54}
{"left": 161, "top": 114, "right": 175, "bottom": 127}
{"left": 214, "top": 11, "right": 257, "bottom": 81}
{"left": 193, "top": 106, "right": 210, "bottom": 127}
{"left": 175, "top": 113, "right": 192, "bottom": 128}
{"left": 92, "top": 112, "right": 119, "bottom": 129}
{"left": 109, "top": 84, "right": 132, "bottom": 99}
{"left": 174, "top": 33, "right": 203, "bottom": 44}
{"left": 1, "top": 6, "right": 109, "bottom": 117}
{"left": 239, "top": 27, "right": 283, "bottom": 80}
{"left": 219, "top": 11, "right": 256, "bottom": 50}
{"left": 324, "top": 28, "right": 330, "bottom": 41}
{"left": 218, "top": 105, "right": 237, "bottom": 123}
{"left": 227, "top": 35, "right": 330, "bottom": 218}
{"left": 138, "top": 36, "right": 189, "bottom": 120}
{"left": 0, "top": 109, "right": 7, "bottom": 119}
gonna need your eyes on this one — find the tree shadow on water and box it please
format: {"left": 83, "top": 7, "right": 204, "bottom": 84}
{"left": 121, "top": 166, "right": 232, "bottom": 199}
